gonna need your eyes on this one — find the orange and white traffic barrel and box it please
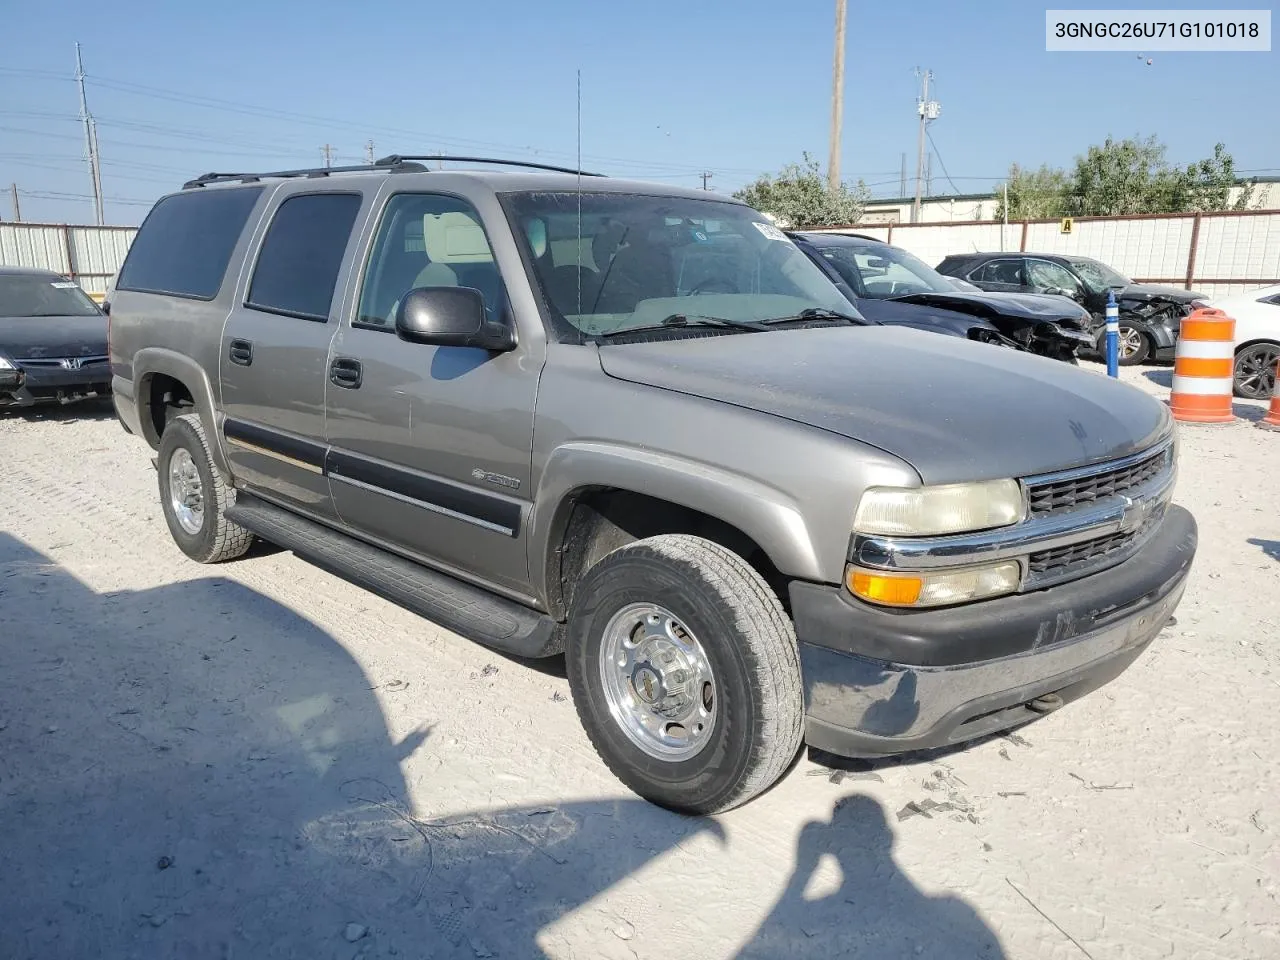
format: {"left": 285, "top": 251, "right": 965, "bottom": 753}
{"left": 1259, "top": 360, "right": 1280, "bottom": 431}
{"left": 1169, "top": 307, "right": 1236, "bottom": 424}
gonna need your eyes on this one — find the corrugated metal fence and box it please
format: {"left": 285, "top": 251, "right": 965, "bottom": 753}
{"left": 3, "top": 210, "right": 1279, "bottom": 304}
{"left": 811, "top": 209, "right": 1280, "bottom": 301}
{"left": 0, "top": 223, "right": 137, "bottom": 300}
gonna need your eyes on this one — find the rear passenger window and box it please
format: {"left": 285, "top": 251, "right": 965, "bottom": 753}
{"left": 116, "top": 187, "right": 263, "bottom": 300}
{"left": 246, "top": 193, "right": 362, "bottom": 322}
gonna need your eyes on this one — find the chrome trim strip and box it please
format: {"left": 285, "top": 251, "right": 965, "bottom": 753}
{"left": 225, "top": 435, "right": 324, "bottom": 475}
{"left": 328, "top": 472, "right": 516, "bottom": 537}
{"left": 852, "top": 465, "right": 1175, "bottom": 575}
{"left": 1021, "top": 435, "right": 1173, "bottom": 489}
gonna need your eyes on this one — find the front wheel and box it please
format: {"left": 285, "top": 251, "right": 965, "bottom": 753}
{"left": 566, "top": 535, "right": 804, "bottom": 814}
{"left": 1234, "top": 342, "right": 1280, "bottom": 400}
{"left": 1117, "top": 325, "right": 1151, "bottom": 365}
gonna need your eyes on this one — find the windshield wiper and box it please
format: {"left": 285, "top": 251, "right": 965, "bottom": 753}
{"left": 598, "top": 313, "right": 770, "bottom": 338}
{"left": 759, "top": 307, "right": 866, "bottom": 326}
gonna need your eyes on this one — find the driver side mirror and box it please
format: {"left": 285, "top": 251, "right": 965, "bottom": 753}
{"left": 395, "top": 287, "right": 515, "bottom": 352}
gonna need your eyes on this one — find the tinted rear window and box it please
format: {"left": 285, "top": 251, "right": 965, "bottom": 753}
{"left": 117, "top": 187, "right": 263, "bottom": 300}
{"left": 246, "top": 193, "right": 362, "bottom": 321}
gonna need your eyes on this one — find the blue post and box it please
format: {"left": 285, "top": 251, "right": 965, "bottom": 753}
{"left": 1105, "top": 290, "right": 1119, "bottom": 378}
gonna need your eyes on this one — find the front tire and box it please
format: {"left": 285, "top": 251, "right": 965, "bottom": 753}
{"left": 1234, "top": 342, "right": 1280, "bottom": 400}
{"left": 1117, "top": 325, "right": 1151, "bottom": 365}
{"left": 566, "top": 534, "right": 804, "bottom": 814}
{"left": 157, "top": 413, "right": 254, "bottom": 563}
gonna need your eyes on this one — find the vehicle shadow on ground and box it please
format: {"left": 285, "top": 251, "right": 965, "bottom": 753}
{"left": 0, "top": 397, "right": 116, "bottom": 424}
{"left": 1248, "top": 538, "right": 1280, "bottom": 562}
{"left": 0, "top": 534, "right": 1003, "bottom": 959}
{"left": 1143, "top": 370, "right": 1174, "bottom": 388}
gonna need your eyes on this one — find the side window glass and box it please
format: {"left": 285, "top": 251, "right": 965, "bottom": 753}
{"left": 246, "top": 193, "right": 363, "bottom": 321}
{"left": 357, "top": 194, "right": 506, "bottom": 328}
{"left": 1027, "top": 260, "right": 1082, "bottom": 294}
{"left": 974, "top": 259, "right": 1025, "bottom": 285}
{"left": 117, "top": 187, "right": 263, "bottom": 300}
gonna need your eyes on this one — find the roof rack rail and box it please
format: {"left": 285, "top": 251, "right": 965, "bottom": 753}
{"left": 375, "top": 154, "right": 606, "bottom": 178}
{"left": 182, "top": 159, "right": 428, "bottom": 190}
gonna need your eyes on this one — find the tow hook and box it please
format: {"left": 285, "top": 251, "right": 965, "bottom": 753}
{"left": 1027, "top": 692, "right": 1064, "bottom": 714}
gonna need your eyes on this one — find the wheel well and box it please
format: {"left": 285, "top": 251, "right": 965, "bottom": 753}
{"left": 145, "top": 373, "right": 195, "bottom": 443}
{"left": 548, "top": 488, "right": 789, "bottom": 621}
{"left": 1236, "top": 338, "right": 1280, "bottom": 354}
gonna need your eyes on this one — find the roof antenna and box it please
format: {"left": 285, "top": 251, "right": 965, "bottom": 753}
{"left": 576, "top": 68, "right": 583, "bottom": 321}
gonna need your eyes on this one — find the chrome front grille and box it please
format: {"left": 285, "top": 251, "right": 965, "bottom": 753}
{"left": 1028, "top": 528, "right": 1138, "bottom": 577}
{"left": 18, "top": 356, "right": 108, "bottom": 370}
{"left": 1027, "top": 444, "right": 1173, "bottom": 516}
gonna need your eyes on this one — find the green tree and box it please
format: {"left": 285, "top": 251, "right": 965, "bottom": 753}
{"left": 734, "top": 153, "right": 870, "bottom": 228}
{"left": 996, "top": 163, "right": 1069, "bottom": 219}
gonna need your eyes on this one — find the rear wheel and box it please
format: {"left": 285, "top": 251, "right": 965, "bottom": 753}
{"left": 566, "top": 534, "right": 804, "bottom": 814}
{"left": 1117, "top": 325, "right": 1151, "bottom": 365}
{"left": 1234, "top": 342, "right": 1280, "bottom": 400}
{"left": 157, "top": 413, "right": 254, "bottom": 563}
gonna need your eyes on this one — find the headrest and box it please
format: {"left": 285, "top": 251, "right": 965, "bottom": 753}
{"left": 423, "top": 211, "right": 491, "bottom": 264}
{"left": 524, "top": 217, "right": 548, "bottom": 259}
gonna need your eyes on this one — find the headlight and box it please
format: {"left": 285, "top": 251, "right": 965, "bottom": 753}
{"left": 847, "top": 560, "right": 1022, "bottom": 608}
{"left": 854, "top": 480, "right": 1024, "bottom": 536}
{"left": 0, "top": 356, "right": 14, "bottom": 370}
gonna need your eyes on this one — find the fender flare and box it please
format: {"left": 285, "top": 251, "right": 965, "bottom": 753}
{"left": 530, "top": 441, "right": 824, "bottom": 608}
{"left": 131, "top": 348, "right": 228, "bottom": 475}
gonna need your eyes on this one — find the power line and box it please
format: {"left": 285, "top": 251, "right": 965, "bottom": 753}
{"left": 925, "top": 128, "right": 963, "bottom": 195}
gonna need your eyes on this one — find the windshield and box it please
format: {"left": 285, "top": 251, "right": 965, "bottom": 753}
{"left": 502, "top": 192, "right": 852, "bottom": 338}
{"left": 1066, "top": 257, "right": 1130, "bottom": 291}
{"left": 814, "top": 241, "right": 957, "bottom": 299}
{"left": 0, "top": 275, "right": 102, "bottom": 318}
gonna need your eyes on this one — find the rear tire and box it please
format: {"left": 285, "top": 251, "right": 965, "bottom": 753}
{"left": 157, "top": 413, "right": 254, "bottom": 563}
{"left": 566, "top": 534, "right": 804, "bottom": 814}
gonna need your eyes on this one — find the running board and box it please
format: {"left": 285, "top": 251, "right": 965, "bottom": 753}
{"left": 225, "top": 494, "right": 562, "bottom": 658}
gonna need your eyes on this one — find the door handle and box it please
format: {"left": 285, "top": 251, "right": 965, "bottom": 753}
{"left": 229, "top": 339, "right": 253, "bottom": 366}
{"left": 330, "top": 357, "right": 362, "bottom": 389}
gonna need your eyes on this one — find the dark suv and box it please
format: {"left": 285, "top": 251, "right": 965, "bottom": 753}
{"left": 106, "top": 157, "right": 1195, "bottom": 813}
{"left": 937, "top": 252, "right": 1207, "bottom": 365}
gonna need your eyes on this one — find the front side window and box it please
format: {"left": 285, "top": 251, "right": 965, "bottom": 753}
{"left": 972, "top": 259, "right": 1026, "bottom": 286}
{"left": 0, "top": 275, "right": 102, "bottom": 318}
{"left": 1027, "top": 259, "right": 1084, "bottom": 296}
{"left": 247, "top": 193, "right": 363, "bottom": 321}
{"left": 117, "top": 187, "right": 263, "bottom": 300}
{"left": 817, "top": 242, "right": 956, "bottom": 299}
{"left": 356, "top": 194, "right": 507, "bottom": 328}
{"left": 502, "top": 192, "right": 850, "bottom": 339}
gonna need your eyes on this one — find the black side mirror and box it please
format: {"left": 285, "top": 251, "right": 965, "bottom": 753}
{"left": 394, "top": 287, "right": 515, "bottom": 352}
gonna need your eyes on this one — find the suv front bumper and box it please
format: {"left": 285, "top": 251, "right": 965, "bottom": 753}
{"left": 790, "top": 504, "right": 1196, "bottom": 758}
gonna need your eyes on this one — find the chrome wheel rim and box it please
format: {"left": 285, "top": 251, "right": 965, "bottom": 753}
{"left": 1235, "top": 344, "right": 1279, "bottom": 400}
{"left": 168, "top": 448, "right": 205, "bottom": 535}
{"left": 599, "top": 603, "right": 716, "bottom": 762}
{"left": 1119, "top": 327, "right": 1144, "bottom": 359}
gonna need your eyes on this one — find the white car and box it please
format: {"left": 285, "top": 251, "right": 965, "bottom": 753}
{"left": 1209, "top": 284, "right": 1280, "bottom": 400}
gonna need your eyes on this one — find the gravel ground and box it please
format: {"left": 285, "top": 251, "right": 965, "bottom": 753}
{"left": 1, "top": 366, "right": 1277, "bottom": 960}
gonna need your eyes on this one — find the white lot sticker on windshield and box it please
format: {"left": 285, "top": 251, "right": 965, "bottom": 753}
{"left": 752, "top": 221, "right": 788, "bottom": 242}
{"left": 51, "top": 281, "right": 79, "bottom": 288}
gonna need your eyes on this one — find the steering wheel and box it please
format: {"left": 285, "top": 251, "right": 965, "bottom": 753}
{"left": 687, "top": 278, "right": 738, "bottom": 295}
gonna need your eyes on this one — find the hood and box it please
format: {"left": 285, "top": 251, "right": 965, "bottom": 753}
{"left": 853, "top": 297, "right": 990, "bottom": 337}
{"left": 1120, "top": 284, "right": 1204, "bottom": 303}
{"left": 0, "top": 314, "right": 108, "bottom": 360}
{"left": 597, "top": 326, "right": 1170, "bottom": 485}
{"left": 893, "top": 290, "right": 1094, "bottom": 324}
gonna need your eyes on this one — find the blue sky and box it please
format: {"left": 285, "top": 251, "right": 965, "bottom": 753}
{"left": 2, "top": 0, "right": 1276, "bottom": 224}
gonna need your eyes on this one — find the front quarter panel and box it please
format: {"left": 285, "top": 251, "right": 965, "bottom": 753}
{"left": 528, "top": 344, "right": 920, "bottom": 600}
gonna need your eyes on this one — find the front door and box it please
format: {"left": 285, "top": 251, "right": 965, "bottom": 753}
{"left": 324, "top": 191, "right": 541, "bottom": 598}
{"left": 220, "top": 188, "right": 370, "bottom": 521}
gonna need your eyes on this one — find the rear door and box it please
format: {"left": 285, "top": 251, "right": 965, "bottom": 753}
{"left": 219, "top": 186, "right": 371, "bottom": 521}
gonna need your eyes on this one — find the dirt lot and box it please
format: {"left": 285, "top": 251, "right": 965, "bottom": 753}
{"left": 1, "top": 365, "right": 1278, "bottom": 960}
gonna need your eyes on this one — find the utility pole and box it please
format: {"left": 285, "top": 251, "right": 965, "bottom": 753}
{"left": 899, "top": 152, "right": 907, "bottom": 198}
{"left": 321, "top": 144, "right": 335, "bottom": 168}
{"left": 828, "top": 0, "right": 847, "bottom": 192}
{"left": 912, "top": 68, "right": 939, "bottom": 223}
{"left": 925, "top": 151, "right": 932, "bottom": 198}
{"left": 9, "top": 183, "right": 20, "bottom": 222}
{"left": 74, "top": 42, "right": 104, "bottom": 226}
{"left": 365, "top": 140, "right": 375, "bottom": 164}
{"left": 700, "top": 171, "right": 714, "bottom": 191}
